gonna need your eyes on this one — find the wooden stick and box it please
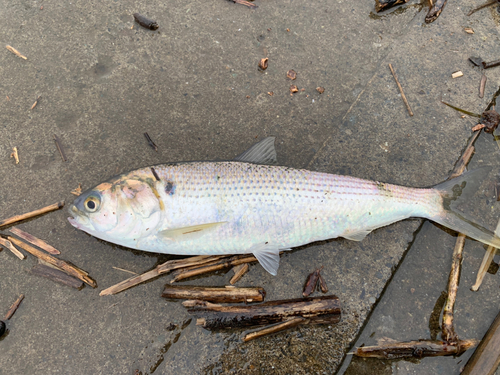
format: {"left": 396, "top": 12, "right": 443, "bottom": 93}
{"left": 100, "top": 255, "right": 230, "bottom": 296}
{"left": 374, "top": 0, "right": 409, "bottom": 12}
{"left": 352, "top": 339, "right": 477, "bottom": 359}
{"left": 472, "top": 219, "right": 500, "bottom": 291}
{"left": 31, "top": 95, "right": 41, "bottom": 110}
{"left": 479, "top": 74, "right": 487, "bottom": 98}
{"left": 6, "top": 45, "right": 27, "bottom": 59}
{"left": 425, "top": 0, "right": 447, "bottom": 23}
{"left": 5, "top": 294, "right": 25, "bottom": 320}
{"left": 171, "top": 255, "right": 259, "bottom": 283}
{"left": 449, "top": 130, "right": 480, "bottom": 179}
{"left": 9, "top": 227, "right": 60, "bottom": 255}
{"left": 0, "top": 201, "right": 64, "bottom": 228}
{"left": 144, "top": 132, "right": 158, "bottom": 151}
{"left": 185, "top": 295, "right": 341, "bottom": 330}
{"left": 30, "top": 264, "right": 84, "bottom": 289}
{"left": 230, "top": 263, "right": 249, "bottom": 285}
{"left": 467, "top": 0, "right": 497, "bottom": 16}
{"left": 442, "top": 233, "right": 465, "bottom": 343}
{"left": 53, "top": 135, "right": 67, "bottom": 162}
{"left": 0, "top": 237, "right": 26, "bottom": 260}
{"left": 162, "top": 285, "right": 265, "bottom": 303}
{"left": 388, "top": 64, "right": 413, "bottom": 116}
{"left": 7, "top": 236, "right": 97, "bottom": 288}
{"left": 462, "top": 310, "right": 500, "bottom": 375}
{"left": 482, "top": 59, "right": 500, "bottom": 70}
{"left": 243, "top": 317, "right": 305, "bottom": 342}
{"left": 232, "top": 0, "right": 258, "bottom": 9}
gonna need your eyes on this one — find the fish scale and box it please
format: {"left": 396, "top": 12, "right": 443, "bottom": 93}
{"left": 68, "top": 137, "right": 500, "bottom": 275}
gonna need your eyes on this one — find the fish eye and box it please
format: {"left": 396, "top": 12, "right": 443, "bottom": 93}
{"left": 84, "top": 195, "right": 100, "bottom": 213}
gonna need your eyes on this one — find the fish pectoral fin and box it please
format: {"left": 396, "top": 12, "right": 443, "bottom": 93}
{"left": 158, "top": 222, "right": 227, "bottom": 241}
{"left": 343, "top": 230, "right": 371, "bottom": 242}
{"left": 250, "top": 243, "right": 282, "bottom": 276}
{"left": 233, "top": 137, "right": 277, "bottom": 165}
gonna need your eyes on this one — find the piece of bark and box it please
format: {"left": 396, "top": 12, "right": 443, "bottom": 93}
{"left": 479, "top": 74, "right": 487, "bottom": 98}
{"left": 0, "top": 201, "right": 64, "bottom": 228}
{"left": 185, "top": 295, "right": 341, "bottom": 330}
{"left": 5, "top": 294, "right": 25, "bottom": 320}
{"left": 7, "top": 236, "right": 97, "bottom": 288}
{"left": 30, "top": 264, "right": 84, "bottom": 289}
{"left": 303, "top": 268, "right": 321, "bottom": 297}
{"left": 482, "top": 59, "right": 500, "bottom": 70}
{"left": 9, "top": 227, "right": 60, "bottom": 255}
{"left": 471, "top": 243, "right": 497, "bottom": 291}
{"left": 258, "top": 58, "right": 268, "bottom": 70}
{"left": 170, "top": 255, "right": 259, "bottom": 283}
{"left": 352, "top": 339, "right": 477, "bottom": 359}
{"left": 461, "top": 310, "right": 500, "bottom": 375}
{"left": 243, "top": 317, "right": 305, "bottom": 342}
{"left": 162, "top": 285, "right": 265, "bottom": 303}
{"left": 100, "top": 255, "right": 230, "bottom": 296}
{"left": 425, "top": 0, "right": 447, "bottom": 23}
{"left": 0, "top": 237, "right": 26, "bottom": 260}
{"left": 374, "top": 0, "right": 409, "bottom": 12}
{"left": 318, "top": 273, "right": 328, "bottom": 293}
{"left": 230, "top": 263, "right": 249, "bottom": 285}
{"left": 388, "top": 63, "right": 413, "bottom": 116}
{"left": 442, "top": 233, "right": 465, "bottom": 343}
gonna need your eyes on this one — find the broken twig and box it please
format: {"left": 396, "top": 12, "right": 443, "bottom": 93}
{"left": 6, "top": 45, "right": 27, "bottom": 60}
{"left": 53, "top": 134, "right": 67, "bottom": 162}
{"left": 467, "top": 0, "right": 497, "bottom": 16}
{"left": 479, "top": 74, "right": 487, "bottom": 98}
{"left": 5, "top": 294, "right": 25, "bottom": 320}
{"left": 243, "top": 317, "right": 305, "bottom": 342}
{"left": 0, "top": 237, "right": 25, "bottom": 259}
{"left": 388, "top": 63, "right": 413, "bottom": 116}
{"left": 462, "top": 310, "right": 500, "bottom": 375}
{"left": 374, "top": 0, "right": 409, "bottom": 12}
{"left": 162, "top": 285, "right": 266, "bottom": 303}
{"left": 231, "top": 0, "right": 258, "bottom": 9}
{"left": 0, "top": 201, "right": 64, "bottom": 228}
{"left": 185, "top": 295, "right": 341, "bottom": 330}
{"left": 7, "top": 236, "right": 97, "bottom": 288}
{"left": 9, "top": 227, "right": 60, "bottom": 255}
{"left": 482, "top": 59, "right": 500, "bottom": 70}
{"left": 144, "top": 132, "right": 158, "bottom": 151}
{"left": 230, "top": 263, "right": 249, "bottom": 285}
{"left": 352, "top": 339, "right": 477, "bottom": 359}
{"left": 31, "top": 96, "right": 41, "bottom": 110}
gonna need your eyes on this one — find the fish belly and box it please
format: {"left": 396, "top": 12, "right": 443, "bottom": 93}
{"left": 137, "top": 162, "right": 438, "bottom": 255}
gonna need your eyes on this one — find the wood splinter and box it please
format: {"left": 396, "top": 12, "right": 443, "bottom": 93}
{"left": 9, "top": 227, "right": 60, "bottom": 255}
{"left": 6, "top": 45, "right": 27, "bottom": 60}
{"left": 31, "top": 96, "right": 41, "bottom": 110}
{"left": 0, "top": 201, "right": 64, "bottom": 228}
{"left": 374, "top": 0, "right": 409, "bottom": 12}
{"left": 185, "top": 295, "right": 341, "bottom": 330}
{"left": 5, "top": 294, "right": 25, "bottom": 320}
{"left": 162, "top": 285, "right": 265, "bottom": 303}
{"left": 243, "top": 317, "right": 305, "bottom": 342}
{"left": 389, "top": 63, "right": 413, "bottom": 116}
{"left": 230, "top": 263, "right": 249, "bottom": 284}
{"left": 0, "top": 237, "right": 25, "bottom": 259}
{"left": 10, "top": 147, "right": 19, "bottom": 164}
{"left": 7, "top": 236, "right": 97, "bottom": 288}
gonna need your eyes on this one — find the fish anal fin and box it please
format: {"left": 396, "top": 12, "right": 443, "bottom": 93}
{"left": 234, "top": 137, "right": 277, "bottom": 165}
{"left": 343, "top": 230, "right": 371, "bottom": 242}
{"left": 250, "top": 243, "right": 281, "bottom": 276}
{"left": 159, "top": 222, "right": 226, "bottom": 241}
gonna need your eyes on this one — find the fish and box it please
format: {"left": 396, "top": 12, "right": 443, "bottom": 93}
{"left": 68, "top": 137, "right": 500, "bottom": 276}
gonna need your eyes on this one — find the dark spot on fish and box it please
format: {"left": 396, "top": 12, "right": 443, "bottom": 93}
{"left": 165, "top": 181, "right": 175, "bottom": 195}
{"left": 151, "top": 167, "right": 160, "bottom": 181}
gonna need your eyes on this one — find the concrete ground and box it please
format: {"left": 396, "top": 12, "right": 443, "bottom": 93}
{"left": 0, "top": 0, "right": 499, "bottom": 374}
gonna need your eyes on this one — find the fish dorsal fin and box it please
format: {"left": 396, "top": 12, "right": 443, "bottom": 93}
{"left": 343, "top": 230, "right": 371, "bottom": 242}
{"left": 233, "top": 137, "right": 277, "bottom": 165}
{"left": 249, "top": 242, "right": 282, "bottom": 276}
{"left": 158, "top": 222, "right": 226, "bottom": 241}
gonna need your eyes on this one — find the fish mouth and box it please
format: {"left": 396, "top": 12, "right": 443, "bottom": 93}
{"left": 68, "top": 204, "right": 84, "bottom": 229}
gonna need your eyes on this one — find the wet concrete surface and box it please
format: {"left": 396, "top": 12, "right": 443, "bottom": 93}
{"left": 1, "top": 0, "right": 500, "bottom": 373}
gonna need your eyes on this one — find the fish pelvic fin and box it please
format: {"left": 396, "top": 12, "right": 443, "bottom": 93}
{"left": 431, "top": 167, "right": 500, "bottom": 248}
{"left": 249, "top": 243, "right": 287, "bottom": 276}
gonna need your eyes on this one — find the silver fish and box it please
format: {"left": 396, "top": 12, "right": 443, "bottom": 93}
{"left": 68, "top": 137, "right": 500, "bottom": 275}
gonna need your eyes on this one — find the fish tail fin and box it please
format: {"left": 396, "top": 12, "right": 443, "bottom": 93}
{"left": 430, "top": 167, "right": 500, "bottom": 248}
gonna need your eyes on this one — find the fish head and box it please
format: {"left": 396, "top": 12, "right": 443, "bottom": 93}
{"left": 68, "top": 177, "right": 164, "bottom": 246}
